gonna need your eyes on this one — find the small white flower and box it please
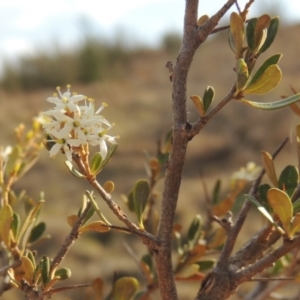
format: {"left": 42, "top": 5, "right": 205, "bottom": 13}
{"left": 47, "top": 85, "right": 86, "bottom": 113}
{"left": 232, "top": 162, "right": 261, "bottom": 181}
{"left": 42, "top": 85, "right": 118, "bottom": 161}
{"left": 49, "top": 138, "right": 81, "bottom": 161}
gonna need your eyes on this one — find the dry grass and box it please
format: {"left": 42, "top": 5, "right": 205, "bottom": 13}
{"left": 1, "top": 24, "right": 300, "bottom": 299}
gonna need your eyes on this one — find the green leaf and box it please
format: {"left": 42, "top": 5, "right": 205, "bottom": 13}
{"left": 39, "top": 256, "right": 50, "bottom": 285}
{"left": 187, "top": 215, "right": 202, "bottom": 246}
{"left": 82, "top": 204, "right": 96, "bottom": 225}
{"left": 25, "top": 250, "right": 36, "bottom": 269}
{"left": 257, "top": 183, "right": 271, "bottom": 207}
{"left": 202, "top": 86, "right": 215, "bottom": 112}
{"left": 246, "top": 18, "right": 257, "bottom": 52}
{"left": 267, "top": 188, "right": 293, "bottom": 233}
{"left": 11, "top": 212, "right": 20, "bottom": 240}
{"left": 90, "top": 152, "right": 103, "bottom": 175}
{"left": 245, "top": 194, "right": 279, "bottom": 229}
{"left": 229, "top": 12, "right": 244, "bottom": 58}
{"left": 65, "top": 161, "right": 86, "bottom": 179}
{"left": 261, "top": 151, "right": 278, "bottom": 187}
{"left": 0, "top": 204, "right": 13, "bottom": 247}
{"left": 141, "top": 254, "right": 153, "bottom": 273}
{"left": 127, "top": 190, "right": 135, "bottom": 212}
{"left": 28, "top": 222, "right": 46, "bottom": 243}
{"left": 54, "top": 268, "right": 72, "bottom": 280}
{"left": 212, "top": 179, "right": 221, "bottom": 204}
{"left": 240, "top": 93, "right": 300, "bottom": 110}
{"left": 195, "top": 260, "right": 215, "bottom": 271}
{"left": 112, "top": 277, "right": 139, "bottom": 300}
{"left": 253, "top": 14, "right": 271, "bottom": 54}
{"left": 259, "top": 17, "right": 279, "bottom": 54}
{"left": 99, "top": 144, "right": 118, "bottom": 170}
{"left": 132, "top": 180, "right": 150, "bottom": 229}
{"left": 293, "top": 198, "right": 300, "bottom": 213}
{"left": 246, "top": 54, "right": 282, "bottom": 88}
{"left": 242, "top": 64, "right": 281, "bottom": 95}
{"left": 236, "top": 58, "right": 249, "bottom": 92}
{"left": 18, "top": 200, "right": 44, "bottom": 243}
{"left": 278, "top": 165, "right": 299, "bottom": 198}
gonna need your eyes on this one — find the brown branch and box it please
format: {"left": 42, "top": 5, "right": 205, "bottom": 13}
{"left": 44, "top": 283, "right": 91, "bottom": 297}
{"left": 89, "top": 180, "right": 160, "bottom": 251}
{"left": 72, "top": 153, "right": 160, "bottom": 250}
{"left": 154, "top": 1, "right": 237, "bottom": 300}
{"left": 218, "top": 137, "right": 289, "bottom": 267}
{"left": 50, "top": 201, "right": 92, "bottom": 271}
{"left": 236, "top": 235, "right": 300, "bottom": 283}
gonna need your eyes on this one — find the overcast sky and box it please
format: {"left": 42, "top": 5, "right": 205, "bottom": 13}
{"left": 0, "top": 0, "right": 299, "bottom": 65}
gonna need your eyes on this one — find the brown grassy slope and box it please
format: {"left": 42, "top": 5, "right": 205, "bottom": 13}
{"left": 0, "top": 24, "right": 300, "bottom": 299}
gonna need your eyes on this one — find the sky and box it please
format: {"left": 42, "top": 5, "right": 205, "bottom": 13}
{"left": 0, "top": 0, "right": 299, "bottom": 67}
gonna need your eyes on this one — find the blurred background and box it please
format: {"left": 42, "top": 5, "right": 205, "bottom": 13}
{"left": 1, "top": 0, "right": 300, "bottom": 299}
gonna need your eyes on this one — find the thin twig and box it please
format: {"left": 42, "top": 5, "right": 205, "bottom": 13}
{"left": 0, "top": 260, "right": 21, "bottom": 276}
{"left": 218, "top": 137, "right": 289, "bottom": 267}
{"left": 190, "top": 84, "right": 236, "bottom": 137}
{"left": 50, "top": 202, "right": 92, "bottom": 271}
{"left": 89, "top": 179, "right": 160, "bottom": 250}
{"left": 44, "top": 283, "right": 91, "bottom": 297}
{"left": 249, "top": 277, "right": 295, "bottom": 282}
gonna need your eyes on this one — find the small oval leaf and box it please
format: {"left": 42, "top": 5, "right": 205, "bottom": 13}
{"left": 197, "top": 14, "right": 209, "bottom": 26}
{"left": 246, "top": 54, "right": 282, "bottom": 88}
{"left": 195, "top": 260, "right": 215, "bottom": 271}
{"left": 79, "top": 221, "right": 110, "bottom": 233}
{"left": 278, "top": 165, "right": 299, "bottom": 198}
{"left": 90, "top": 152, "right": 103, "bottom": 175}
{"left": 190, "top": 95, "right": 205, "bottom": 117}
{"left": 11, "top": 212, "right": 20, "bottom": 240}
{"left": 254, "top": 14, "right": 271, "bottom": 53}
{"left": 21, "top": 256, "right": 35, "bottom": 284}
{"left": 267, "top": 188, "right": 293, "bottom": 233}
{"left": 259, "top": 17, "right": 279, "bottom": 54}
{"left": 133, "top": 180, "right": 150, "bottom": 229}
{"left": 246, "top": 18, "right": 257, "bottom": 52}
{"left": 202, "top": 86, "right": 215, "bottom": 113}
{"left": 242, "top": 64, "right": 282, "bottom": 95}
{"left": 187, "top": 215, "right": 202, "bottom": 245}
{"left": 112, "top": 277, "right": 139, "bottom": 300}
{"left": 67, "top": 214, "right": 79, "bottom": 228}
{"left": 28, "top": 222, "right": 46, "bottom": 244}
{"left": 54, "top": 268, "right": 72, "bottom": 280}
{"left": 40, "top": 256, "right": 50, "bottom": 285}
{"left": 230, "top": 12, "right": 244, "bottom": 58}
{"left": 261, "top": 151, "right": 278, "bottom": 186}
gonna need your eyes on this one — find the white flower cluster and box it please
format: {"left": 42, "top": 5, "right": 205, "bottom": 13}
{"left": 42, "top": 85, "right": 117, "bottom": 161}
